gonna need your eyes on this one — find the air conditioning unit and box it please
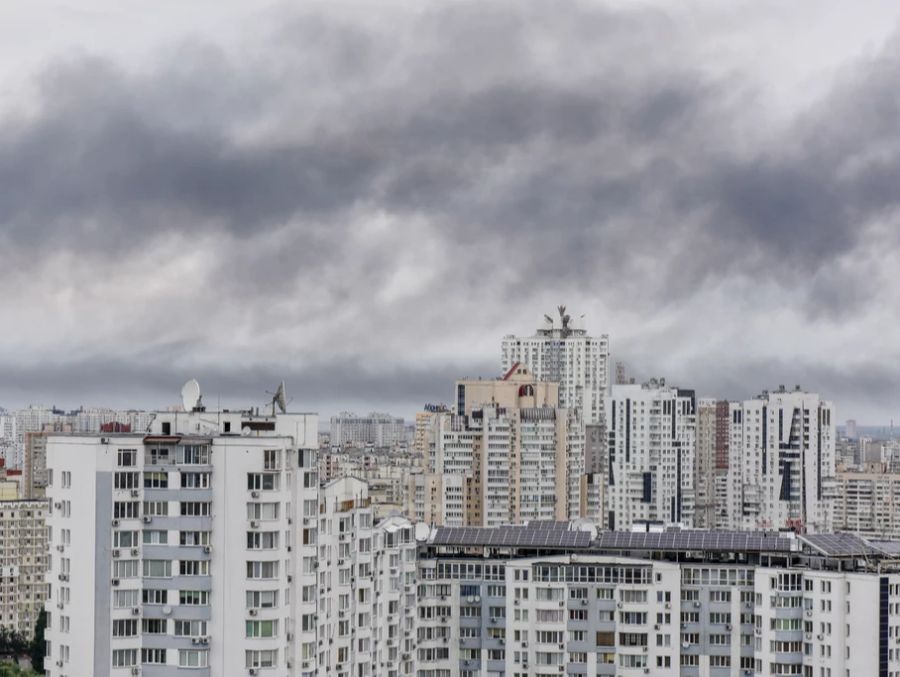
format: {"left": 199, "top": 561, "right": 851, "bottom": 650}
{"left": 56, "top": 602, "right": 63, "bottom": 610}
{"left": 191, "top": 637, "right": 200, "bottom": 645}
{"left": 112, "top": 549, "right": 120, "bottom": 559}
{"left": 642, "top": 645, "right": 648, "bottom": 652}
{"left": 249, "top": 670, "right": 259, "bottom": 676}
{"left": 617, "top": 602, "right": 623, "bottom": 608}
{"left": 58, "top": 574, "right": 68, "bottom": 582}
{"left": 249, "top": 608, "right": 258, "bottom": 616}
{"left": 131, "top": 548, "right": 139, "bottom": 556}
{"left": 286, "top": 633, "right": 293, "bottom": 641}
{"left": 653, "top": 624, "right": 660, "bottom": 631}
{"left": 130, "top": 489, "right": 140, "bottom": 497}
{"left": 817, "top": 634, "right": 824, "bottom": 641}
{"left": 251, "top": 490, "right": 260, "bottom": 498}
{"left": 558, "top": 643, "right": 564, "bottom": 650}
{"left": 53, "top": 502, "right": 62, "bottom": 509}
{"left": 664, "top": 602, "right": 671, "bottom": 609}
{"left": 56, "top": 544, "right": 64, "bottom": 552}
{"left": 111, "top": 578, "right": 120, "bottom": 586}
{"left": 112, "top": 519, "right": 120, "bottom": 527}
{"left": 131, "top": 669, "right": 140, "bottom": 676}
{"left": 693, "top": 601, "right": 701, "bottom": 608}
{"left": 287, "top": 575, "right": 293, "bottom": 582}
{"left": 580, "top": 599, "right": 588, "bottom": 606}
{"left": 142, "top": 516, "right": 152, "bottom": 524}
{"left": 132, "top": 607, "right": 140, "bottom": 616}
{"left": 250, "top": 520, "right": 260, "bottom": 528}
{"left": 805, "top": 610, "right": 813, "bottom": 617}
{"left": 726, "top": 624, "right": 732, "bottom": 631}
{"left": 56, "top": 661, "right": 63, "bottom": 668}
{"left": 202, "top": 546, "right": 211, "bottom": 554}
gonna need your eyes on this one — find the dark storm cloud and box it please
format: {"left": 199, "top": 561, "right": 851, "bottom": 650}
{"left": 2, "top": 0, "right": 900, "bottom": 417}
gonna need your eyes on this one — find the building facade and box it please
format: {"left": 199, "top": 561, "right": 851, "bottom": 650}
{"left": 603, "top": 380, "right": 697, "bottom": 530}
{"left": 726, "top": 387, "right": 835, "bottom": 532}
{"left": 329, "top": 412, "right": 406, "bottom": 449}
{"left": 501, "top": 306, "right": 610, "bottom": 426}
{"left": 0, "top": 498, "right": 49, "bottom": 638}
{"left": 43, "top": 407, "right": 319, "bottom": 677}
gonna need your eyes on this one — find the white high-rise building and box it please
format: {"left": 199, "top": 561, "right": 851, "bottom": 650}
{"left": 329, "top": 412, "right": 406, "bottom": 448}
{"left": 726, "top": 386, "right": 835, "bottom": 532}
{"left": 0, "top": 498, "right": 49, "bottom": 637}
{"left": 501, "top": 305, "right": 609, "bottom": 425}
{"left": 0, "top": 410, "right": 15, "bottom": 465}
{"left": 603, "top": 379, "right": 696, "bottom": 530}
{"left": 316, "top": 477, "right": 417, "bottom": 676}
{"left": 43, "top": 405, "right": 319, "bottom": 677}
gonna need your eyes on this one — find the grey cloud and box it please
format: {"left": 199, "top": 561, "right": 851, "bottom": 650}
{"left": 1, "top": 1, "right": 900, "bottom": 419}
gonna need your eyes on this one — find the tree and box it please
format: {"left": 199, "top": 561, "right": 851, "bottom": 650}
{"left": 28, "top": 611, "right": 46, "bottom": 673}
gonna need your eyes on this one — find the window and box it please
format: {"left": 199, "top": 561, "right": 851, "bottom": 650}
{"left": 247, "top": 590, "right": 278, "bottom": 609}
{"left": 114, "top": 590, "right": 139, "bottom": 608}
{"left": 113, "top": 619, "right": 138, "bottom": 637}
{"left": 113, "top": 560, "right": 139, "bottom": 578}
{"left": 247, "top": 503, "right": 279, "bottom": 521}
{"left": 142, "top": 619, "right": 167, "bottom": 634}
{"left": 180, "top": 560, "right": 209, "bottom": 576}
{"left": 143, "top": 501, "right": 168, "bottom": 517}
{"left": 181, "top": 472, "right": 211, "bottom": 489}
{"left": 177, "top": 445, "right": 210, "bottom": 465}
{"left": 112, "top": 649, "right": 137, "bottom": 667}
{"left": 180, "top": 502, "right": 211, "bottom": 516}
{"left": 178, "top": 650, "right": 208, "bottom": 668}
{"left": 263, "top": 449, "right": 281, "bottom": 470}
{"left": 247, "top": 473, "right": 279, "bottom": 491}
{"left": 143, "top": 530, "right": 168, "bottom": 545}
{"left": 179, "top": 590, "right": 209, "bottom": 606}
{"left": 180, "top": 531, "right": 210, "bottom": 546}
{"left": 141, "top": 648, "right": 166, "bottom": 664}
{"left": 246, "top": 649, "right": 278, "bottom": 668}
{"left": 143, "top": 560, "right": 172, "bottom": 578}
{"left": 114, "top": 531, "right": 139, "bottom": 548}
{"left": 174, "top": 620, "right": 208, "bottom": 637}
{"left": 117, "top": 449, "right": 137, "bottom": 467}
{"left": 144, "top": 472, "right": 168, "bottom": 489}
{"left": 143, "top": 589, "right": 167, "bottom": 605}
{"left": 247, "top": 561, "right": 278, "bottom": 579}
{"left": 247, "top": 531, "right": 279, "bottom": 549}
{"left": 246, "top": 620, "right": 278, "bottom": 638}
{"left": 114, "top": 472, "right": 139, "bottom": 489}
{"left": 114, "top": 502, "right": 139, "bottom": 519}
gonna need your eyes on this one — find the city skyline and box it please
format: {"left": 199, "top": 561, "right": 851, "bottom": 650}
{"left": 3, "top": 1, "right": 900, "bottom": 422}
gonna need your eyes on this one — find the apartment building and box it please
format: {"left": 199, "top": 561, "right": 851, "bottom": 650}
{"left": 416, "top": 523, "right": 900, "bottom": 676}
{"left": 603, "top": 379, "right": 697, "bottom": 530}
{"left": 329, "top": 412, "right": 406, "bottom": 449}
{"left": 501, "top": 306, "right": 610, "bottom": 425}
{"left": 726, "top": 387, "right": 835, "bottom": 532}
{"left": 831, "top": 463, "right": 900, "bottom": 538}
{"left": 316, "top": 478, "right": 417, "bottom": 676}
{"left": 0, "top": 498, "right": 49, "bottom": 637}
{"left": 43, "top": 406, "right": 319, "bottom": 677}
{"left": 414, "top": 365, "right": 588, "bottom": 527}
{"left": 694, "top": 399, "right": 729, "bottom": 529}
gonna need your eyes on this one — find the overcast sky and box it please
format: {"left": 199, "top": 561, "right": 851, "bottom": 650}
{"left": 1, "top": 0, "right": 900, "bottom": 424}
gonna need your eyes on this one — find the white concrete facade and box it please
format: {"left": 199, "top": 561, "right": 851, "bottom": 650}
{"left": 604, "top": 380, "right": 697, "bottom": 530}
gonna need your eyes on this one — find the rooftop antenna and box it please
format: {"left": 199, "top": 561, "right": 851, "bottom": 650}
{"left": 181, "top": 379, "right": 202, "bottom": 412}
{"left": 268, "top": 381, "right": 288, "bottom": 415}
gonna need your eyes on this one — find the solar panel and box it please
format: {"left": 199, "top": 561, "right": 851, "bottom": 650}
{"left": 800, "top": 533, "right": 879, "bottom": 557}
{"left": 592, "top": 530, "right": 794, "bottom": 553}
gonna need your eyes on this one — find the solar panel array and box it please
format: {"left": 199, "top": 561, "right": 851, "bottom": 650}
{"left": 871, "top": 541, "right": 900, "bottom": 556}
{"left": 592, "top": 530, "right": 794, "bottom": 553}
{"left": 799, "top": 533, "right": 879, "bottom": 557}
{"left": 431, "top": 525, "right": 591, "bottom": 548}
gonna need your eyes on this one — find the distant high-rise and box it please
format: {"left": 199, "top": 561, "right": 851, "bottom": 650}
{"left": 694, "top": 399, "right": 729, "bottom": 529}
{"left": 329, "top": 411, "right": 406, "bottom": 448}
{"left": 726, "top": 386, "right": 835, "bottom": 532}
{"left": 501, "top": 305, "right": 609, "bottom": 425}
{"left": 845, "top": 418, "right": 858, "bottom": 439}
{"left": 603, "top": 379, "right": 697, "bottom": 530}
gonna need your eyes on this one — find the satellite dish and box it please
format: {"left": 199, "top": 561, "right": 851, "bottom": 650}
{"left": 273, "top": 381, "right": 287, "bottom": 414}
{"left": 181, "top": 379, "right": 201, "bottom": 412}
